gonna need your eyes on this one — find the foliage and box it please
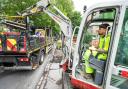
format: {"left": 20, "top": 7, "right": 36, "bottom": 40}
{"left": 0, "top": 0, "right": 38, "bottom": 15}
{"left": 0, "top": 0, "right": 81, "bottom": 35}
{"left": 70, "top": 11, "right": 81, "bottom": 33}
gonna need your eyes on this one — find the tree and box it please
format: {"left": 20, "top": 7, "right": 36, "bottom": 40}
{"left": 0, "top": 0, "right": 82, "bottom": 35}
{"left": 0, "top": 0, "right": 38, "bottom": 15}
{"left": 70, "top": 11, "right": 81, "bottom": 30}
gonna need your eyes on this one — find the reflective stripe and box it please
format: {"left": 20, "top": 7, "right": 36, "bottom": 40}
{"left": 0, "top": 39, "right": 2, "bottom": 51}
{"left": 7, "top": 39, "right": 17, "bottom": 51}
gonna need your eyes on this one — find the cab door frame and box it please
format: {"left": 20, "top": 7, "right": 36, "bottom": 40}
{"left": 105, "top": 5, "right": 127, "bottom": 89}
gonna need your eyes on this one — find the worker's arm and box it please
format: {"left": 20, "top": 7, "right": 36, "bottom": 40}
{"left": 89, "top": 47, "right": 107, "bottom": 53}
{"left": 89, "top": 35, "right": 110, "bottom": 53}
{"left": 95, "top": 48, "right": 107, "bottom": 53}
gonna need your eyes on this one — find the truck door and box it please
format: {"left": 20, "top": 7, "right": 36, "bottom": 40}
{"left": 105, "top": 6, "right": 128, "bottom": 89}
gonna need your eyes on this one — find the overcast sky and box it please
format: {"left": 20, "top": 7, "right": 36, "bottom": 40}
{"left": 72, "top": 0, "right": 116, "bottom": 14}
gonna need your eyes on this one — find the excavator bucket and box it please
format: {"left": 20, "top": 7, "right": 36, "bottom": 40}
{"left": 22, "top": 0, "right": 50, "bottom": 16}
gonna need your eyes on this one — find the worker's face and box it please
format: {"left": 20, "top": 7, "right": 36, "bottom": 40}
{"left": 98, "top": 28, "right": 107, "bottom": 36}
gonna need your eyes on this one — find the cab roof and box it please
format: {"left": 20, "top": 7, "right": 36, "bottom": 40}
{"left": 86, "top": 0, "right": 128, "bottom": 12}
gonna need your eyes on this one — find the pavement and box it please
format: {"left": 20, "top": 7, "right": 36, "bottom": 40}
{"left": 40, "top": 49, "right": 64, "bottom": 89}
{"left": 42, "top": 63, "right": 63, "bottom": 89}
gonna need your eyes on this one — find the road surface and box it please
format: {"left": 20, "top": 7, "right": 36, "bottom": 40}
{"left": 0, "top": 52, "right": 53, "bottom": 89}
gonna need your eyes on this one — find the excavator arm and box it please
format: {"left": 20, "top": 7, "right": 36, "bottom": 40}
{"left": 21, "top": 0, "right": 72, "bottom": 38}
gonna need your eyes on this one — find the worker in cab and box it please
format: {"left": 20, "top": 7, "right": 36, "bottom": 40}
{"left": 83, "top": 23, "right": 111, "bottom": 79}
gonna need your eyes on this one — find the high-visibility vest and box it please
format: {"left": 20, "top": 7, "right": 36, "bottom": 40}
{"left": 83, "top": 34, "right": 110, "bottom": 73}
{"left": 98, "top": 34, "right": 110, "bottom": 60}
{"left": 57, "top": 39, "right": 62, "bottom": 49}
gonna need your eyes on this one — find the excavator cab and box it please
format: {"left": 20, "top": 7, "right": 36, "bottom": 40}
{"left": 75, "top": 7, "right": 115, "bottom": 86}
{"left": 70, "top": 1, "right": 128, "bottom": 89}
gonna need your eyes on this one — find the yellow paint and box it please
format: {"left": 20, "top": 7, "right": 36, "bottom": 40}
{"left": 6, "top": 16, "right": 24, "bottom": 19}
{"left": 31, "top": 7, "right": 38, "bottom": 13}
{"left": 7, "top": 39, "right": 17, "bottom": 51}
{"left": 7, "top": 39, "right": 16, "bottom": 45}
{"left": 0, "top": 39, "right": 2, "bottom": 48}
{"left": 0, "top": 32, "right": 3, "bottom": 35}
{"left": 35, "top": 29, "right": 46, "bottom": 37}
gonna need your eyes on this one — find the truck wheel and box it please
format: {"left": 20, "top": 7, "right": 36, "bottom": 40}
{"left": 31, "top": 55, "right": 39, "bottom": 70}
{"left": 39, "top": 51, "right": 45, "bottom": 65}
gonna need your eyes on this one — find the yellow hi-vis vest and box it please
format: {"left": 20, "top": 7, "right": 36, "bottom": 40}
{"left": 57, "top": 39, "right": 62, "bottom": 49}
{"left": 98, "top": 34, "right": 110, "bottom": 60}
{"left": 83, "top": 34, "right": 110, "bottom": 73}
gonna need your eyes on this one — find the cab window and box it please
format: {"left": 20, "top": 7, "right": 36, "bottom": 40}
{"left": 110, "top": 8, "right": 128, "bottom": 89}
{"left": 115, "top": 8, "right": 128, "bottom": 66}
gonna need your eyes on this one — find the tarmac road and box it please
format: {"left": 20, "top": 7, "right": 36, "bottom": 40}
{"left": 0, "top": 53, "right": 53, "bottom": 89}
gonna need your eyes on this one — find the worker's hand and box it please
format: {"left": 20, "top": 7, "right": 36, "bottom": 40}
{"left": 91, "top": 39, "right": 99, "bottom": 48}
{"left": 89, "top": 46, "right": 96, "bottom": 51}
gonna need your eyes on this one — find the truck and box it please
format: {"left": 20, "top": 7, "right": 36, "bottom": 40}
{"left": 3, "top": 0, "right": 128, "bottom": 89}
{"left": 0, "top": 17, "right": 53, "bottom": 70}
